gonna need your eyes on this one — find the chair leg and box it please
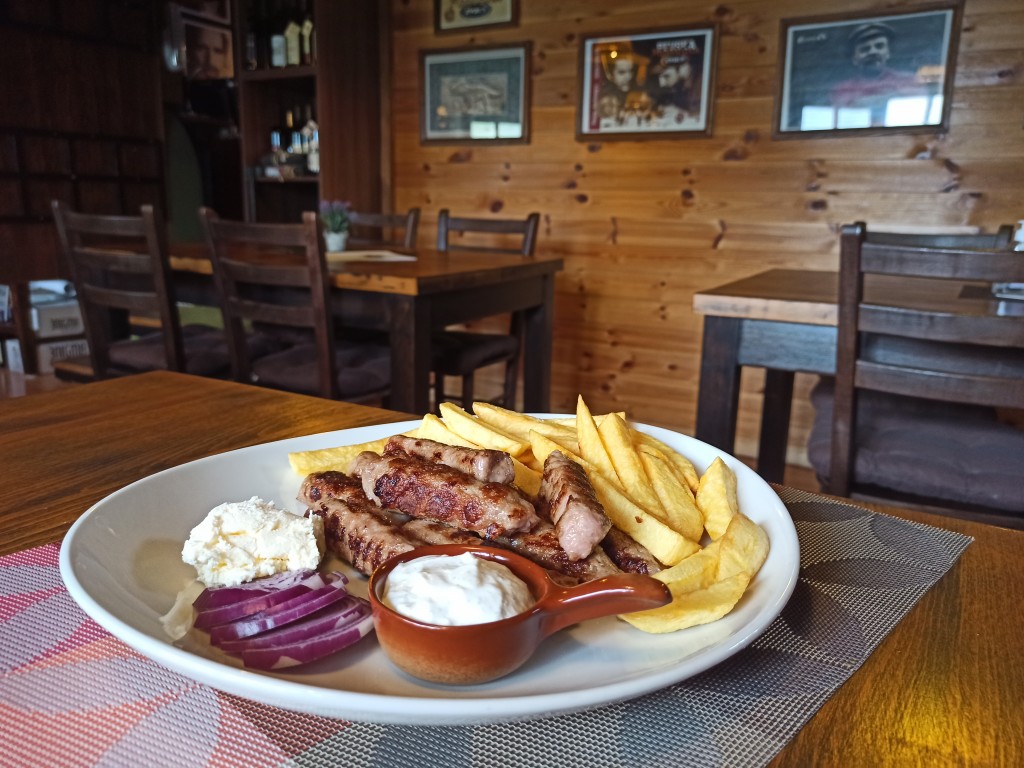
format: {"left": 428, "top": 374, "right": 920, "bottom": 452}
{"left": 460, "top": 373, "right": 474, "bottom": 410}
{"left": 501, "top": 353, "right": 519, "bottom": 409}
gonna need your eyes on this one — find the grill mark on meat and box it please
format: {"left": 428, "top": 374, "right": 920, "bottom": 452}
{"left": 386, "top": 435, "right": 516, "bottom": 485}
{"left": 538, "top": 451, "right": 612, "bottom": 561}
{"left": 601, "top": 527, "right": 662, "bottom": 575}
{"left": 350, "top": 451, "right": 539, "bottom": 538}
{"left": 494, "top": 523, "right": 621, "bottom": 583}
{"left": 401, "top": 518, "right": 483, "bottom": 547}
{"left": 299, "top": 471, "right": 415, "bottom": 576}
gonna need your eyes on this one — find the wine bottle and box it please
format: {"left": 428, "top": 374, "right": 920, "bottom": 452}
{"left": 284, "top": 2, "right": 302, "bottom": 67}
{"left": 300, "top": 0, "right": 314, "bottom": 67}
{"left": 306, "top": 129, "right": 320, "bottom": 175}
{"left": 269, "top": 0, "right": 287, "bottom": 68}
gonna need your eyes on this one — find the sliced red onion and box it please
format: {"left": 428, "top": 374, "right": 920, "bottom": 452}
{"left": 208, "top": 579, "right": 352, "bottom": 644}
{"left": 193, "top": 569, "right": 319, "bottom": 611}
{"left": 216, "top": 596, "right": 370, "bottom": 652}
{"left": 238, "top": 612, "right": 376, "bottom": 670}
{"left": 193, "top": 571, "right": 337, "bottom": 629}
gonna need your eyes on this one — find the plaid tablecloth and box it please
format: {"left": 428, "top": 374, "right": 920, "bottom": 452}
{"left": 0, "top": 488, "right": 972, "bottom": 768}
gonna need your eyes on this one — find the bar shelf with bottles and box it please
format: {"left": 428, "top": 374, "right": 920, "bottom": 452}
{"left": 234, "top": 0, "right": 382, "bottom": 223}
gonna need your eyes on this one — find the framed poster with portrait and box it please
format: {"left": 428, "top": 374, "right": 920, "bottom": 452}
{"left": 435, "top": 0, "right": 518, "bottom": 34}
{"left": 420, "top": 44, "right": 531, "bottom": 144}
{"left": 183, "top": 18, "right": 234, "bottom": 80}
{"left": 774, "top": 4, "right": 961, "bottom": 138}
{"left": 577, "top": 24, "right": 718, "bottom": 140}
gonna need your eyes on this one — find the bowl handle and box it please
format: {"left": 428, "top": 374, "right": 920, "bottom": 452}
{"left": 540, "top": 574, "right": 672, "bottom": 636}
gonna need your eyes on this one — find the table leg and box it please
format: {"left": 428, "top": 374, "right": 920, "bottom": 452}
{"left": 695, "top": 316, "right": 742, "bottom": 453}
{"left": 757, "top": 369, "right": 794, "bottom": 483}
{"left": 389, "top": 296, "right": 432, "bottom": 414}
{"left": 521, "top": 274, "right": 554, "bottom": 411}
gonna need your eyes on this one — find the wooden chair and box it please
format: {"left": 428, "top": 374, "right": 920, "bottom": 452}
{"left": 432, "top": 208, "right": 541, "bottom": 410}
{"left": 347, "top": 207, "right": 420, "bottom": 250}
{"left": 199, "top": 208, "right": 390, "bottom": 403}
{"left": 807, "top": 221, "right": 1024, "bottom": 527}
{"left": 50, "top": 200, "right": 231, "bottom": 381}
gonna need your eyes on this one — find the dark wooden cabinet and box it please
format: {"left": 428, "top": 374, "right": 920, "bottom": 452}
{"left": 233, "top": 0, "right": 382, "bottom": 223}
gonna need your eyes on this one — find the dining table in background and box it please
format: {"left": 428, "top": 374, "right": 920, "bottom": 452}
{"left": 691, "top": 268, "right": 1022, "bottom": 483}
{"left": 170, "top": 243, "right": 564, "bottom": 414}
{"left": 1, "top": 372, "right": 1022, "bottom": 766}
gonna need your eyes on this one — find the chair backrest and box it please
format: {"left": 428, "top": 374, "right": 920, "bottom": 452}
{"left": 199, "top": 207, "right": 338, "bottom": 397}
{"left": 829, "top": 220, "right": 1024, "bottom": 494}
{"left": 347, "top": 207, "right": 420, "bottom": 250}
{"left": 51, "top": 199, "right": 183, "bottom": 378}
{"left": 436, "top": 209, "right": 540, "bottom": 256}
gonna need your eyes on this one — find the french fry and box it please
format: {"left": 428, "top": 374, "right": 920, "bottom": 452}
{"left": 651, "top": 541, "right": 720, "bottom": 588}
{"left": 696, "top": 457, "right": 739, "bottom": 540}
{"left": 438, "top": 402, "right": 529, "bottom": 457}
{"left": 288, "top": 436, "right": 391, "bottom": 476}
{"left": 598, "top": 413, "right": 664, "bottom": 516}
{"left": 550, "top": 412, "right": 626, "bottom": 427}
{"left": 638, "top": 447, "right": 704, "bottom": 542}
{"left": 633, "top": 431, "right": 700, "bottom": 493}
{"left": 619, "top": 573, "right": 750, "bottom": 634}
{"left": 527, "top": 429, "right": 585, "bottom": 471}
{"left": 589, "top": 472, "right": 700, "bottom": 565}
{"left": 575, "top": 395, "right": 618, "bottom": 484}
{"left": 715, "top": 512, "right": 770, "bottom": 581}
{"left": 473, "top": 402, "right": 578, "bottom": 446}
{"left": 418, "top": 413, "right": 541, "bottom": 497}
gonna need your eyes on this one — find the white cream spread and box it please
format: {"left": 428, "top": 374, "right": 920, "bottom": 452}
{"left": 181, "top": 497, "right": 324, "bottom": 588}
{"left": 381, "top": 552, "right": 534, "bottom": 626}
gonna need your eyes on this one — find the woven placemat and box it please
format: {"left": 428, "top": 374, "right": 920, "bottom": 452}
{"left": 0, "top": 489, "right": 971, "bottom": 768}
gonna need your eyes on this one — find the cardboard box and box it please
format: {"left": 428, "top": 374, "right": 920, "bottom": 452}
{"left": 4, "top": 337, "right": 89, "bottom": 374}
{"left": 31, "top": 300, "right": 84, "bottom": 338}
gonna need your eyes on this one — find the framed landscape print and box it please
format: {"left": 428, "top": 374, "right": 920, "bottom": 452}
{"left": 420, "top": 44, "right": 531, "bottom": 144}
{"left": 577, "top": 24, "right": 718, "bottom": 140}
{"left": 435, "top": 0, "right": 518, "bottom": 34}
{"left": 774, "top": 4, "right": 961, "bottom": 138}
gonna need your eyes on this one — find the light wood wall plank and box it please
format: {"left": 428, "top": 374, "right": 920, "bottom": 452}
{"left": 388, "top": 0, "right": 1024, "bottom": 467}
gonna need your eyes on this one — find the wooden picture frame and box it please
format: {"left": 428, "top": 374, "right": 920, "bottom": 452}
{"left": 774, "top": 4, "right": 962, "bottom": 138}
{"left": 420, "top": 44, "right": 531, "bottom": 145}
{"left": 434, "top": 0, "right": 519, "bottom": 34}
{"left": 576, "top": 24, "right": 718, "bottom": 141}
{"left": 182, "top": 17, "right": 234, "bottom": 80}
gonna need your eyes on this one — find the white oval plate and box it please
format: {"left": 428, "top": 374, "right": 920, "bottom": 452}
{"left": 60, "top": 418, "right": 799, "bottom": 726}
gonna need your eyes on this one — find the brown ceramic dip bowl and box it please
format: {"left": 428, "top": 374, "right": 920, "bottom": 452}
{"left": 368, "top": 543, "right": 672, "bottom": 685}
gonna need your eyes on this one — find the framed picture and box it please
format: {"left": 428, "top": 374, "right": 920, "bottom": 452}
{"left": 577, "top": 24, "right": 718, "bottom": 140}
{"left": 420, "top": 44, "right": 531, "bottom": 144}
{"left": 183, "top": 18, "right": 234, "bottom": 80}
{"left": 774, "top": 4, "right": 961, "bottom": 138}
{"left": 175, "top": 0, "right": 231, "bottom": 26}
{"left": 435, "top": 0, "right": 518, "bottom": 34}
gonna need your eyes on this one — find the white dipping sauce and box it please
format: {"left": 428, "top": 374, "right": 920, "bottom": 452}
{"left": 382, "top": 552, "right": 534, "bottom": 626}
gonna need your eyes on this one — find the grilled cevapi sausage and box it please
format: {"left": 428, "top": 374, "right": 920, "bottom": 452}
{"left": 300, "top": 471, "right": 415, "bottom": 576}
{"left": 350, "top": 451, "right": 540, "bottom": 538}
{"left": 538, "top": 451, "right": 613, "bottom": 561}
{"left": 385, "top": 435, "right": 516, "bottom": 485}
{"left": 601, "top": 527, "right": 661, "bottom": 575}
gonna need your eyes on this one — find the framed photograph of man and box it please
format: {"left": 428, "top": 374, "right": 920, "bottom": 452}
{"left": 774, "top": 4, "right": 961, "bottom": 138}
{"left": 420, "top": 44, "right": 531, "bottom": 144}
{"left": 183, "top": 18, "right": 234, "bottom": 80}
{"left": 434, "top": 0, "right": 518, "bottom": 34}
{"left": 577, "top": 24, "right": 718, "bottom": 140}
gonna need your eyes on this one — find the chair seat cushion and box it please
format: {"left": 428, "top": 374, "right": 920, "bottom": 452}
{"left": 108, "top": 325, "right": 286, "bottom": 377}
{"left": 808, "top": 378, "right": 1024, "bottom": 512}
{"left": 252, "top": 341, "right": 391, "bottom": 399}
{"left": 431, "top": 331, "right": 519, "bottom": 375}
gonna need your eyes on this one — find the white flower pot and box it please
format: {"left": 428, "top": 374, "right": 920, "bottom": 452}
{"left": 325, "top": 231, "right": 347, "bottom": 252}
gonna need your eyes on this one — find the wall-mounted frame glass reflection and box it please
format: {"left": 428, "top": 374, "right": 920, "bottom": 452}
{"left": 774, "top": 4, "right": 961, "bottom": 138}
{"left": 420, "top": 44, "right": 531, "bottom": 145}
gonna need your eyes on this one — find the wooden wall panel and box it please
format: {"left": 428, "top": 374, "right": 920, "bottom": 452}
{"left": 388, "top": 0, "right": 1023, "bottom": 467}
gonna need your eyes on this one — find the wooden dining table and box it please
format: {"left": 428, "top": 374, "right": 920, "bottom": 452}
{"left": 169, "top": 242, "right": 564, "bottom": 414}
{"left": 691, "top": 268, "right": 1020, "bottom": 482}
{"left": 1, "top": 372, "right": 1021, "bottom": 766}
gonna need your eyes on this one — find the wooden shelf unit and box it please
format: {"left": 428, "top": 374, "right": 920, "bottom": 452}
{"left": 233, "top": 0, "right": 382, "bottom": 223}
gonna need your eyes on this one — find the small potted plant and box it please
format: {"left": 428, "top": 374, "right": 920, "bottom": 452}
{"left": 319, "top": 200, "right": 351, "bottom": 252}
